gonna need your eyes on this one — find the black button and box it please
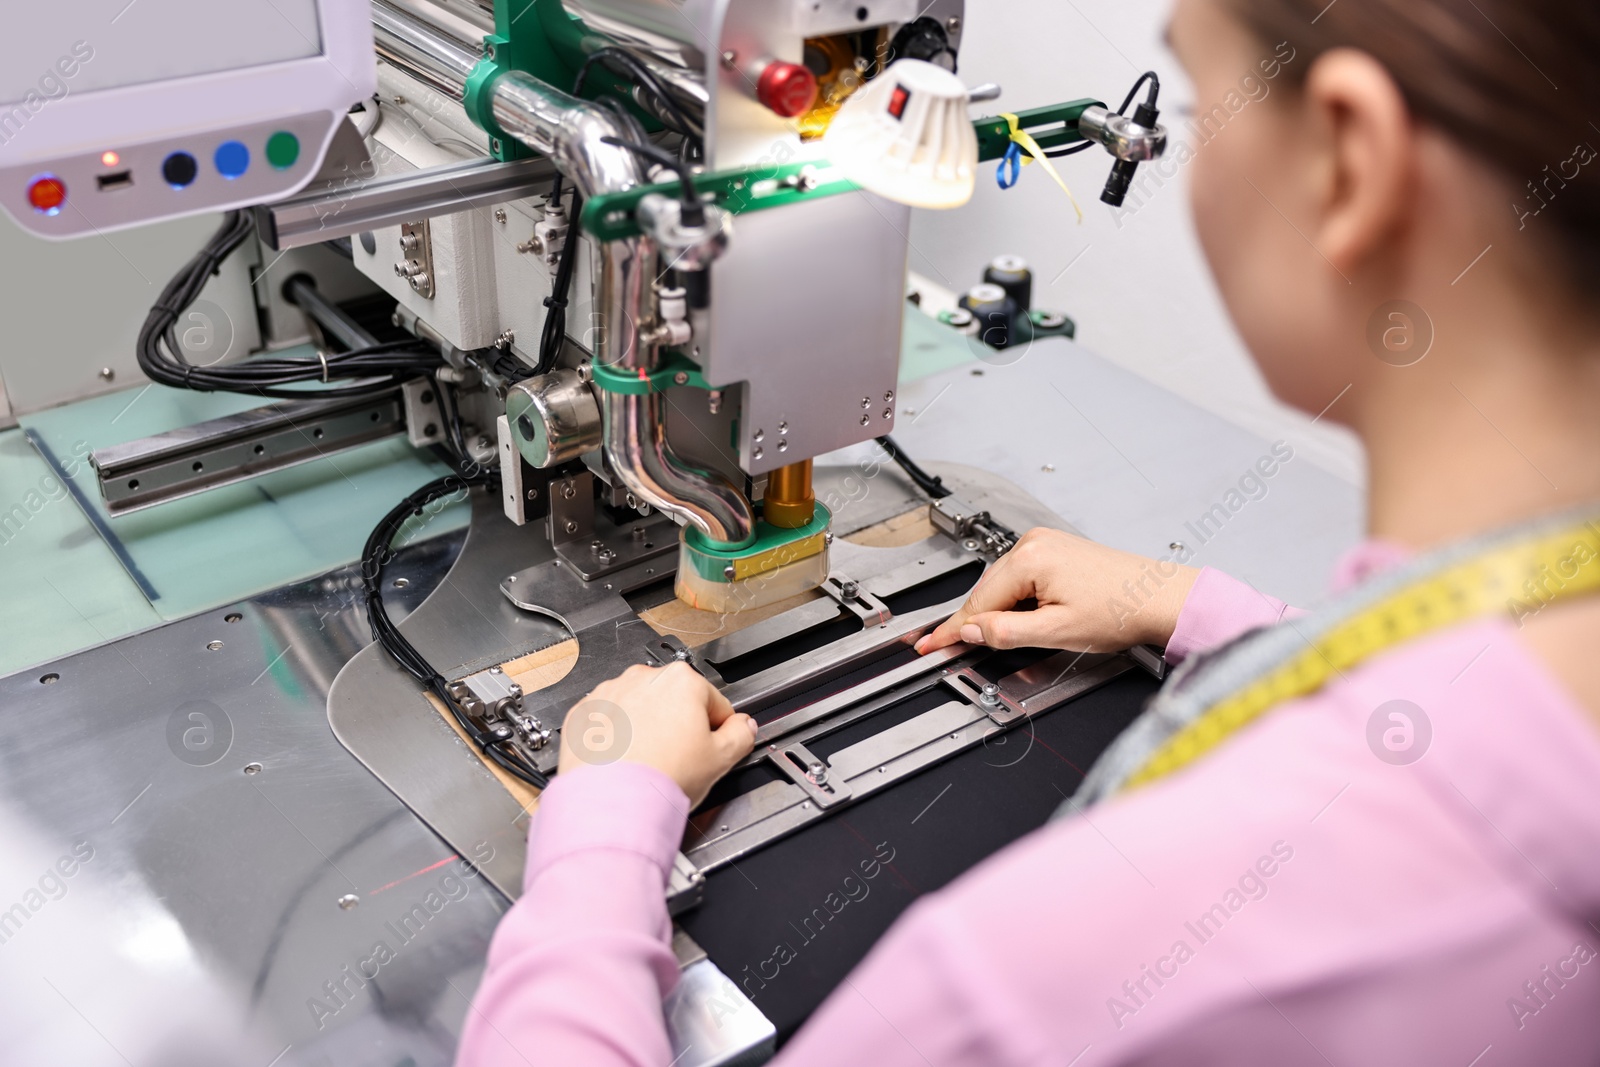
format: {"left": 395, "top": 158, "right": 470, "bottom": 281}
{"left": 162, "top": 151, "right": 198, "bottom": 188}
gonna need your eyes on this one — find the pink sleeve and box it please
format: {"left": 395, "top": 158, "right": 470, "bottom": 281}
{"left": 1164, "top": 566, "right": 1305, "bottom": 666}
{"left": 456, "top": 761, "right": 993, "bottom": 1067}
{"left": 455, "top": 762, "right": 690, "bottom": 1067}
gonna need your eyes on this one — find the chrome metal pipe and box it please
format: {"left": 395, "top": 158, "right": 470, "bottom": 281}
{"left": 597, "top": 234, "right": 754, "bottom": 544}
{"left": 369, "top": 0, "right": 755, "bottom": 544}
{"left": 372, "top": 0, "right": 479, "bottom": 100}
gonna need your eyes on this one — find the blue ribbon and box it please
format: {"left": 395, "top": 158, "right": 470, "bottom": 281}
{"left": 996, "top": 142, "right": 1023, "bottom": 190}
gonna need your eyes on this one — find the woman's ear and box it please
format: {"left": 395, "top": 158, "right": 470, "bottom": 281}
{"left": 1303, "top": 47, "right": 1414, "bottom": 274}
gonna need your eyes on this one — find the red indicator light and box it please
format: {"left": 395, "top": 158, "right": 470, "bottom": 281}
{"left": 101, "top": 150, "right": 120, "bottom": 167}
{"left": 887, "top": 85, "right": 911, "bottom": 120}
{"left": 27, "top": 175, "right": 66, "bottom": 215}
{"left": 757, "top": 61, "right": 819, "bottom": 119}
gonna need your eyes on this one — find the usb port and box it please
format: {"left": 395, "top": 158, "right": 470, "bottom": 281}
{"left": 96, "top": 170, "right": 134, "bottom": 191}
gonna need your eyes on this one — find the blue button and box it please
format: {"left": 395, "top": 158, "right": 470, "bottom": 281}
{"left": 213, "top": 140, "right": 250, "bottom": 180}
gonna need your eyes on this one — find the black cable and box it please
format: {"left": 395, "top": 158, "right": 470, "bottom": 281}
{"left": 1115, "top": 71, "right": 1161, "bottom": 117}
{"left": 137, "top": 212, "right": 446, "bottom": 399}
{"left": 1044, "top": 141, "right": 1095, "bottom": 158}
{"left": 572, "top": 47, "right": 703, "bottom": 153}
{"left": 1045, "top": 70, "right": 1162, "bottom": 159}
{"left": 536, "top": 175, "right": 584, "bottom": 376}
{"left": 361, "top": 473, "right": 550, "bottom": 791}
{"left": 876, "top": 435, "right": 951, "bottom": 499}
{"left": 599, "top": 135, "right": 706, "bottom": 226}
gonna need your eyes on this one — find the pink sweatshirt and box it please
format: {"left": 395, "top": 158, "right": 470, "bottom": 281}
{"left": 457, "top": 543, "right": 1600, "bottom": 1066}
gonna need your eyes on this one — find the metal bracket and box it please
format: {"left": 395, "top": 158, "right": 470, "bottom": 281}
{"left": 941, "top": 667, "right": 1028, "bottom": 726}
{"left": 1126, "top": 643, "right": 1168, "bottom": 680}
{"left": 821, "top": 574, "right": 892, "bottom": 627}
{"left": 768, "top": 740, "right": 852, "bottom": 809}
{"left": 548, "top": 470, "right": 595, "bottom": 545}
{"left": 644, "top": 635, "right": 725, "bottom": 685}
{"left": 929, "top": 495, "right": 1019, "bottom": 555}
{"left": 666, "top": 852, "right": 706, "bottom": 916}
{"left": 551, "top": 492, "right": 678, "bottom": 581}
{"left": 496, "top": 414, "right": 552, "bottom": 528}
{"left": 395, "top": 219, "right": 435, "bottom": 298}
{"left": 403, "top": 378, "right": 445, "bottom": 449}
{"left": 972, "top": 99, "right": 1104, "bottom": 161}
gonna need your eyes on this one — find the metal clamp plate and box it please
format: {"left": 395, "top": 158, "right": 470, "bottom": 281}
{"left": 821, "top": 574, "right": 892, "bottom": 627}
{"left": 767, "top": 740, "right": 852, "bottom": 809}
{"left": 941, "top": 667, "right": 1029, "bottom": 726}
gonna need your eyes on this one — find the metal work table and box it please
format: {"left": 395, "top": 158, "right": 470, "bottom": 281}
{"left": 0, "top": 328, "right": 1362, "bottom": 1065}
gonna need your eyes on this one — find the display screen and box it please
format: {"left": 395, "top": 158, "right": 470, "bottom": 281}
{"left": 0, "top": 0, "right": 323, "bottom": 108}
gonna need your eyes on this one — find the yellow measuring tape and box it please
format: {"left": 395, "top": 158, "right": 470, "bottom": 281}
{"left": 999, "top": 113, "right": 1084, "bottom": 223}
{"left": 1123, "top": 517, "right": 1600, "bottom": 792}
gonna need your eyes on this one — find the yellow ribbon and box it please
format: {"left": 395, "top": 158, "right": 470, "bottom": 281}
{"left": 1001, "top": 112, "right": 1083, "bottom": 223}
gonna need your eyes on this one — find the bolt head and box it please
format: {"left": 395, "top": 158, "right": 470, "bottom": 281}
{"left": 564, "top": 520, "right": 579, "bottom": 534}
{"left": 722, "top": 564, "right": 737, "bottom": 580}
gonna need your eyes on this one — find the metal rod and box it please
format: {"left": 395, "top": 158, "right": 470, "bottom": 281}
{"left": 256, "top": 155, "right": 558, "bottom": 250}
{"left": 284, "top": 277, "right": 382, "bottom": 351}
{"left": 372, "top": 0, "right": 479, "bottom": 101}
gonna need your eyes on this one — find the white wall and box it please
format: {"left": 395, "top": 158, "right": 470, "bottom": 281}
{"left": 910, "top": 0, "right": 1365, "bottom": 487}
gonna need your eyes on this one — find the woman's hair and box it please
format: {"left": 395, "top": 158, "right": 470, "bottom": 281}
{"left": 1229, "top": 0, "right": 1600, "bottom": 294}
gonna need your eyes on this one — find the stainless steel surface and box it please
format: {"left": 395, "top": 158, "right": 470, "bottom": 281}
{"left": 665, "top": 959, "right": 777, "bottom": 1065}
{"left": 0, "top": 529, "right": 509, "bottom": 1066}
{"left": 91, "top": 392, "right": 407, "bottom": 515}
{"left": 257, "top": 155, "right": 559, "bottom": 250}
{"left": 329, "top": 494, "right": 567, "bottom": 897}
{"left": 506, "top": 368, "right": 603, "bottom": 468}
{"left": 701, "top": 191, "right": 913, "bottom": 477}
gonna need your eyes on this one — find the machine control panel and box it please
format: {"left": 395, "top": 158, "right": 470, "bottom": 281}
{"left": 4, "top": 111, "right": 337, "bottom": 239}
{"left": 0, "top": 0, "right": 373, "bottom": 239}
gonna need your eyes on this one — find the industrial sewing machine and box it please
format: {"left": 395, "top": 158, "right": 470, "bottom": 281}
{"left": 0, "top": 1, "right": 1174, "bottom": 1061}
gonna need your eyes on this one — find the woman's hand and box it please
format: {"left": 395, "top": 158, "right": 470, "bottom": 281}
{"left": 557, "top": 662, "right": 757, "bottom": 808}
{"left": 915, "top": 527, "right": 1200, "bottom": 655}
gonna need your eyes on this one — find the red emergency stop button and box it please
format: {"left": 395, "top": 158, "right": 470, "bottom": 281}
{"left": 757, "top": 62, "right": 819, "bottom": 118}
{"left": 28, "top": 175, "right": 66, "bottom": 215}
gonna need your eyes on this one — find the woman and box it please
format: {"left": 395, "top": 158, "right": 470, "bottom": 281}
{"left": 457, "top": 0, "right": 1600, "bottom": 1062}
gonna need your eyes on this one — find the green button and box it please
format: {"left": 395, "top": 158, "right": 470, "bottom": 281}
{"left": 265, "top": 131, "right": 300, "bottom": 170}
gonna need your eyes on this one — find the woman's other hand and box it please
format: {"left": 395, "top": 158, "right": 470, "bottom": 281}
{"left": 915, "top": 527, "right": 1199, "bottom": 655}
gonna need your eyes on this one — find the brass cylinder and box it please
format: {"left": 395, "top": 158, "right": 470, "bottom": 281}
{"left": 763, "top": 459, "right": 816, "bottom": 529}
